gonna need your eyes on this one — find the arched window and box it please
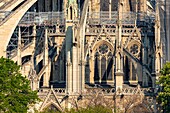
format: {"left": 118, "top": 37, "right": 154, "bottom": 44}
{"left": 107, "top": 52, "right": 113, "bottom": 80}
{"left": 111, "top": 0, "right": 118, "bottom": 11}
{"left": 59, "top": 0, "right": 63, "bottom": 11}
{"left": 85, "top": 54, "right": 90, "bottom": 83}
{"left": 70, "top": 7, "right": 73, "bottom": 20}
{"left": 129, "top": 0, "right": 137, "bottom": 12}
{"left": 131, "top": 62, "right": 137, "bottom": 80}
{"left": 124, "top": 56, "right": 129, "bottom": 82}
{"left": 100, "top": 0, "right": 109, "bottom": 11}
{"left": 94, "top": 52, "right": 100, "bottom": 83}
{"left": 94, "top": 44, "right": 113, "bottom": 84}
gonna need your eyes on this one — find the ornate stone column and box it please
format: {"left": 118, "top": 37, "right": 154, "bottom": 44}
{"left": 115, "top": 0, "right": 124, "bottom": 90}
{"left": 109, "top": 0, "right": 111, "bottom": 19}
{"left": 65, "top": 26, "right": 73, "bottom": 93}
{"left": 66, "top": 51, "right": 73, "bottom": 93}
{"left": 72, "top": 44, "right": 79, "bottom": 92}
{"left": 152, "top": 3, "right": 162, "bottom": 88}
{"left": 115, "top": 53, "right": 124, "bottom": 90}
{"left": 43, "top": 28, "right": 49, "bottom": 87}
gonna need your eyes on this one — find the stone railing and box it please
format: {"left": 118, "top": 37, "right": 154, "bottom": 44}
{"left": 118, "top": 87, "right": 155, "bottom": 96}
{"left": 85, "top": 87, "right": 115, "bottom": 96}
{"left": 85, "top": 87, "right": 155, "bottom": 96}
{"left": 53, "top": 88, "right": 66, "bottom": 94}
{"left": 38, "top": 88, "right": 66, "bottom": 95}
{"left": 122, "top": 28, "right": 134, "bottom": 35}
{"left": 37, "top": 87, "right": 155, "bottom": 99}
{"left": 86, "top": 27, "right": 116, "bottom": 34}
{"left": 86, "top": 27, "right": 135, "bottom": 35}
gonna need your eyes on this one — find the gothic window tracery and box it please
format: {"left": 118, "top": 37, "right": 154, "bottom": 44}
{"left": 125, "top": 42, "right": 141, "bottom": 83}
{"left": 94, "top": 43, "right": 113, "bottom": 83}
{"left": 130, "top": 44, "right": 139, "bottom": 55}
{"left": 99, "top": 44, "right": 109, "bottom": 54}
{"left": 127, "top": 41, "right": 141, "bottom": 59}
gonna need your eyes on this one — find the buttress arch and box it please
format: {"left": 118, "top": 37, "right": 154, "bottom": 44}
{"left": 0, "top": 0, "right": 38, "bottom": 57}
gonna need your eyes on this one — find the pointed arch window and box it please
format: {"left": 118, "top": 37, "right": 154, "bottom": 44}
{"left": 100, "top": 0, "right": 109, "bottom": 11}
{"left": 94, "top": 44, "right": 114, "bottom": 83}
{"left": 111, "top": 0, "right": 118, "bottom": 11}
{"left": 70, "top": 6, "right": 73, "bottom": 20}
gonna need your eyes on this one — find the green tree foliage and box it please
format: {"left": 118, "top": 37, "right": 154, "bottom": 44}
{"left": 0, "top": 57, "right": 39, "bottom": 113}
{"left": 157, "top": 62, "right": 170, "bottom": 112}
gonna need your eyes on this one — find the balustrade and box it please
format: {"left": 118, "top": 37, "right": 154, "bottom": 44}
{"left": 86, "top": 27, "right": 116, "bottom": 34}
{"left": 53, "top": 88, "right": 66, "bottom": 94}
{"left": 85, "top": 87, "right": 154, "bottom": 96}
{"left": 86, "top": 27, "right": 135, "bottom": 35}
{"left": 38, "top": 88, "right": 66, "bottom": 95}
{"left": 37, "top": 87, "right": 154, "bottom": 97}
{"left": 122, "top": 28, "right": 134, "bottom": 35}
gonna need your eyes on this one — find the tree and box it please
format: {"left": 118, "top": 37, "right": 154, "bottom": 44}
{"left": 65, "top": 88, "right": 117, "bottom": 113}
{"left": 157, "top": 62, "right": 170, "bottom": 113}
{"left": 0, "top": 57, "right": 39, "bottom": 113}
{"left": 123, "top": 95, "right": 153, "bottom": 113}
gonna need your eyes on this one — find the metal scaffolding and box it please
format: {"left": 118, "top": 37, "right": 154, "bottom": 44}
{"left": 19, "top": 12, "right": 65, "bottom": 26}
{"left": 5, "top": 0, "right": 159, "bottom": 61}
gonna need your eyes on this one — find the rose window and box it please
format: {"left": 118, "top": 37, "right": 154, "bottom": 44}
{"left": 99, "top": 44, "right": 108, "bottom": 54}
{"left": 130, "top": 44, "right": 139, "bottom": 55}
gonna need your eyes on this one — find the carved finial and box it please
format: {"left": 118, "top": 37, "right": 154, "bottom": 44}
{"left": 51, "top": 85, "right": 53, "bottom": 89}
{"left": 137, "top": 84, "right": 141, "bottom": 89}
